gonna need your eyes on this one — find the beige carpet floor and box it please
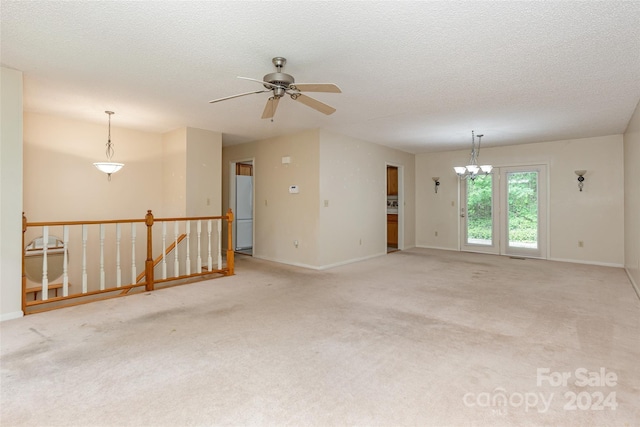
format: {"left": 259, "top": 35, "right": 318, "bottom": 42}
{"left": 1, "top": 248, "right": 639, "bottom": 426}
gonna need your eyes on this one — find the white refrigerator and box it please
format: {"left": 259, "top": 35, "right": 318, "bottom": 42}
{"left": 235, "top": 175, "right": 253, "bottom": 250}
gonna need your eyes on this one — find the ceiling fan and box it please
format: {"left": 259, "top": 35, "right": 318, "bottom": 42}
{"left": 209, "top": 57, "right": 341, "bottom": 119}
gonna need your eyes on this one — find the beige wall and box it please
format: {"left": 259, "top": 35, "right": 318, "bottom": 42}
{"left": 416, "top": 135, "right": 625, "bottom": 266}
{"left": 162, "top": 128, "right": 187, "bottom": 217}
{"left": 223, "top": 130, "right": 321, "bottom": 267}
{"left": 186, "top": 127, "right": 222, "bottom": 216}
{"left": 318, "top": 130, "right": 415, "bottom": 267}
{"left": 624, "top": 100, "right": 640, "bottom": 291}
{"left": 1, "top": 67, "right": 24, "bottom": 320}
{"left": 24, "top": 112, "right": 164, "bottom": 221}
{"left": 161, "top": 127, "right": 223, "bottom": 217}
{"left": 222, "top": 129, "right": 415, "bottom": 269}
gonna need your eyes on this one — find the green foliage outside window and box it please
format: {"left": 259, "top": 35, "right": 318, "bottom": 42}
{"left": 466, "top": 172, "right": 538, "bottom": 243}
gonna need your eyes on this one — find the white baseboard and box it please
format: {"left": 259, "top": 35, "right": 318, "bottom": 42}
{"left": 547, "top": 257, "right": 624, "bottom": 268}
{"left": 1, "top": 310, "right": 24, "bottom": 322}
{"left": 625, "top": 268, "right": 640, "bottom": 300}
{"left": 317, "top": 252, "right": 387, "bottom": 270}
{"left": 254, "top": 252, "right": 387, "bottom": 271}
{"left": 415, "top": 245, "right": 458, "bottom": 252}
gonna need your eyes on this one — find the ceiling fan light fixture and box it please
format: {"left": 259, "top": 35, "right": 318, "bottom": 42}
{"left": 209, "top": 57, "right": 341, "bottom": 119}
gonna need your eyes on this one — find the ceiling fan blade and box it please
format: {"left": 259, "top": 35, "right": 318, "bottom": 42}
{"left": 261, "top": 97, "right": 280, "bottom": 119}
{"left": 293, "top": 94, "right": 336, "bottom": 115}
{"left": 291, "top": 83, "right": 342, "bottom": 93}
{"left": 209, "top": 89, "right": 270, "bottom": 103}
{"left": 237, "top": 76, "right": 283, "bottom": 89}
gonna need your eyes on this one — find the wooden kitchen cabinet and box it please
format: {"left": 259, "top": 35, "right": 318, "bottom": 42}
{"left": 387, "top": 166, "right": 398, "bottom": 195}
{"left": 236, "top": 163, "right": 253, "bottom": 176}
{"left": 387, "top": 214, "right": 398, "bottom": 247}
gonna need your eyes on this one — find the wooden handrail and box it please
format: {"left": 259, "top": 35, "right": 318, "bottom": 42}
{"left": 135, "top": 233, "right": 186, "bottom": 283}
{"left": 25, "top": 215, "right": 229, "bottom": 228}
{"left": 22, "top": 209, "right": 235, "bottom": 314}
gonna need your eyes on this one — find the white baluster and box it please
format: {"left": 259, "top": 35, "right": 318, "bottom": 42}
{"left": 217, "top": 219, "right": 222, "bottom": 270}
{"left": 99, "top": 224, "right": 105, "bottom": 290}
{"left": 41, "top": 226, "right": 49, "bottom": 301}
{"left": 162, "top": 222, "right": 167, "bottom": 280}
{"left": 62, "top": 225, "right": 69, "bottom": 297}
{"left": 82, "top": 224, "right": 88, "bottom": 293}
{"left": 131, "top": 223, "right": 137, "bottom": 283}
{"left": 185, "top": 221, "right": 191, "bottom": 275}
{"left": 116, "top": 223, "right": 122, "bottom": 288}
{"left": 196, "top": 220, "right": 202, "bottom": 273}
{"left": 207, "top": 220, "right": 212, "bottom": 272}
{"left": 174, "top": 221, "right": 179, "bottom": 277}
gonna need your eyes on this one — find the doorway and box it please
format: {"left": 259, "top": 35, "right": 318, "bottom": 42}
{"left": 231, "top": 160, "right": 254, "bottom": 256}
{"left": 386, "top": 164, "right": 402, "bottom": 253}
{"left": 460, "top": 165, "right": 547, "bottom": 258}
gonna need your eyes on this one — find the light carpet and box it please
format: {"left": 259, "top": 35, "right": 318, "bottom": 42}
{"left": 1, "top": 248, "right": 639, "bottom": 426}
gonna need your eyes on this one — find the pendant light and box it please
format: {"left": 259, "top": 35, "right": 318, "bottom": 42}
{"left": 93, "top": 111, "right": 124, "bottom": 181}
{"left": 453, "top": 130, "right": 492, "bottom": 180}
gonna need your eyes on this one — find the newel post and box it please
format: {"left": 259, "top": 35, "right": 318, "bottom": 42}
{"left": 226, "top": 208, "right": 234, "bottom": 275}
{"left": 21, "top": 213, "right": 27, "bottom": 314}
{"left": 145, "top": 210, "right": 154, "bottom": 291}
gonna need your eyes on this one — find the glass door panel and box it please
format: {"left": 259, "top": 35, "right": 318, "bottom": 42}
{"left": 506, "top": 171, "right": 538, "bottom": 250}
{"left": 501, "top": 166, "right": 546, "bottom": 258}
{"left": 461, "top": 174, "right": 499, "bottom": 254}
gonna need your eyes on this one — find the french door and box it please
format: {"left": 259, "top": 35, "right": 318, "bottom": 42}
{"left": 460, "top": 165, "right": 547, "bottom": 258}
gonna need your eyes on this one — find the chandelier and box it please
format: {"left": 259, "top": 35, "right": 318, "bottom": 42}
{"left": 93, "top": 111, "right": 124, "bottom": 181}
{"left": 453, "top": 130, "right": 492, "bottom": 179}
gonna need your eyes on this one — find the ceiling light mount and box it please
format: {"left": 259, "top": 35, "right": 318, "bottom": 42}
{"left": 93, "top": 110, "right": 124, "bottom": 181}
{"left": 454, "top": 131, "right": 493, "bottom": 180}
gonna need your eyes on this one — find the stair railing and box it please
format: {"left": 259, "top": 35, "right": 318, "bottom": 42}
{"left": 22, "top": 209, "right": 234, "bottom": 314}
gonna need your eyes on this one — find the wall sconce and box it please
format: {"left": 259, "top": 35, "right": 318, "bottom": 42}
{"left": 432, "top": 177, "right": 440, "bottom": 193}
{"left": 575, "top": 170, "right": 586, "bottom": 192}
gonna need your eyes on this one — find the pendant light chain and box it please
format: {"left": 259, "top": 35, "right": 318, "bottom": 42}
{"left": 105, "top": 111, "right": 115, "bottom": 161}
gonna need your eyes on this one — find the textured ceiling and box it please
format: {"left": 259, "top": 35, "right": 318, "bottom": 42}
{"left": 1, "top": 1, "right": 639, "bottom": 153}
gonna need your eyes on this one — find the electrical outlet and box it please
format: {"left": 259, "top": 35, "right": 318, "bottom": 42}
{"left": 294, "top": 240, "right": 299, "bottom": 248}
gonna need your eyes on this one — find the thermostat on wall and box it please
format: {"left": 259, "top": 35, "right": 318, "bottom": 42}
{"left": 289, "top": 185, "right": 299, "bottom": 194}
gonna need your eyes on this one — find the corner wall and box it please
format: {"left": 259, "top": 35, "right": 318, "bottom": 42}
{"left": 318, "top": 130, "right": 415, "bottom": 267}
{"left": 416, "top": 135, "right": 625, "bottom": 266}
{"left": 624, "top": 100, "right": 640, "bottom": 292}
{"left": 222, "top": 130, "right": 321, "bottom": 268}
{"left": 1, "top": 67, "right": 24, "bottom": 321}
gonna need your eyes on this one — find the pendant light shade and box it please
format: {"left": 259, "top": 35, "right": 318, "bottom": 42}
{"left": 93, "top": 111, "right": 124, "bottom": 180}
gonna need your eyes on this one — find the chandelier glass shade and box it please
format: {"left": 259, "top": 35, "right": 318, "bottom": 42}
{"left": 453, "top": 131, "right": 492, "bottom": 179}
{"left": 93, "top": 111, "right": 124, "bottom": 180}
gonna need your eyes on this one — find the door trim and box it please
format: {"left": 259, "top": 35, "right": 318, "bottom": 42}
{"left": 229, "top": 158, "right": 255, "bottom": 254}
